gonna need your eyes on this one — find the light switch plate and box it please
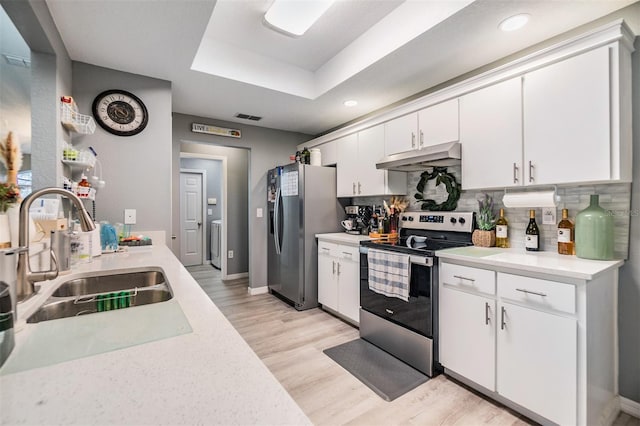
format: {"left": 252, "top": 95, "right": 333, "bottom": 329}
{"left": 208, "top": 209, "right": 213, "bottom": 215}
{"left": 542, "top": 208, "right": 556, "bottom": 225}
{"left": 257, "top": 208, "right": 263, "bottom": 218}
{"left": 124, "top": 209, "right": 136, "bottom": 225}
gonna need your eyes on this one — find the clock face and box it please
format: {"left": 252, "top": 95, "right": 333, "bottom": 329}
{"left": 92, "top": 90, "right": 148, "bottom": 136}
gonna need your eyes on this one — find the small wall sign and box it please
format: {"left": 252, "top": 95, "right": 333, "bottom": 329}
{"left": 192, "top": 123, "right": 241, "bottom": 138}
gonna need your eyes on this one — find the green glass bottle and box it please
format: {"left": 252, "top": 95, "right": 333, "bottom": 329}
{"left": 575, "top": 194, "right": 614, "bottom": 260}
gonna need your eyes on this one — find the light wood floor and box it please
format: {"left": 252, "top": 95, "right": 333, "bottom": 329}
{"left": 187, "top": 264, "right": 640, "bottom": 426}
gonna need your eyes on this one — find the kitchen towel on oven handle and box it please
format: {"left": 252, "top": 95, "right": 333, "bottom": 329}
{"left": 367, "top": 248, "right": 410, "bottom": 302}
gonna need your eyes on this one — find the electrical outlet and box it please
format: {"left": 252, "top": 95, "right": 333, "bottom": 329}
{"left": 257, "top": 208, "right": 263, "bottom": 218}
{"left": 228, "top": 250, "right": 234, "bottom": 259}
{"left": 124, "top": 209, "right": 136, "bottom": 225}
{"left": 542, "top": 208, "right": 556, "bottom": 225}
{"left": 208, "top": 209, "right": 213, "bottom": 215}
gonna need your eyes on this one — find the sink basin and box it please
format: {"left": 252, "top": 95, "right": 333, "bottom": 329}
{"left": 52, "top": 270, "right": 167, "bottom": 297}
{"left": 27, "top": 268, "right": 173, "bottom": 324}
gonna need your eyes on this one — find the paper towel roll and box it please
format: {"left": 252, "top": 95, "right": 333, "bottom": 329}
{"left": 502, "top": 190, "right": 558, "bottom": 208}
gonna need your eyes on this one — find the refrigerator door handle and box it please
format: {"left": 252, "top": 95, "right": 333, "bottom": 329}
{"left": 274, "top": 187, "right": 282, "bottom": 255}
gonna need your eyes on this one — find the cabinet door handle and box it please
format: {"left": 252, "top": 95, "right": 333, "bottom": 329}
{"left": 501, "top": 306, "right": 506, "bottom": 330}
{"left": 419, "top": 130, "right": 424, "bottom": 148}
{"left": 332, "top": 260, "right": 336, "bottom": 275}
{"left": 342, "top": 251, "right": 352, "bottom": 257}
{"left": 358, "top": 182, "right": 362, "bottom": 194}
{"left": 513, "top": 163, "right": 519, "bottom": 183}
{"left": 453, "top": 275, "right": 475, "bottom": 283}
{"left": 515, "top": 288, "right": 547, "bottom": 297}
{"left": 337, "top": 262, "right": 341, "bottom": 275}
{"left": 352, "top": 182, "right": 356, "bottom": 195}
{"left": 385, "top": 308, "right": 394, "bottom": 315}
{"left": 411, "top": 132, "right": 416, "bottom": 148}
{"left": 528, "top": 160, "right": 534, "bottom": 183}
{"left": 485, "top": 302, "right": 490, "bottom": 325}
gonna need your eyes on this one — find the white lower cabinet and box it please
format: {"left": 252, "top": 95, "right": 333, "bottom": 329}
{"left": 497, "top": 301, "right": 576, "bottom": 425}
{"left": 439, "top": 262, "right": 616, "bottom": 426}
{"left": 439, "top": 286, "right": 495, "bottom": 391}
{"left": 317, "top": 240, "right": 360, "bottom": 324}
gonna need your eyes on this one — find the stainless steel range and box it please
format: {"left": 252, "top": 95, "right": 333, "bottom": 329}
{"left": 359, "top": 211, "right": 475, "bottom": 376}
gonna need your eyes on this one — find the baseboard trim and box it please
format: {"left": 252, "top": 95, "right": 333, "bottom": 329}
{"left": 248, "top": 286, "right": 268, "bottom": 295}
{"left": 601, "top": 396, "right": 621, "bottom": 426}
{"left": 620, "top": 396, "right": 640, "bottom": 418}
{"left": 223, "top": 272, "right": 248, "bottom": 281}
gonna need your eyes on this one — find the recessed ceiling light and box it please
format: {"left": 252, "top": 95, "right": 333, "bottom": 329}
{"left": 344, "top": 100, "right": 358, "bottom": 107}
{"left": 499, "top": 14, "right": 530, "bottom": 32}
{"left": 264, "top": 0, "right": 335, "bottom": 37}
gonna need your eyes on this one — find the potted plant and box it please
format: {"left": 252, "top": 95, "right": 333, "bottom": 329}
{"left": 472, "top": 193, "right": 497, "bottom": 247}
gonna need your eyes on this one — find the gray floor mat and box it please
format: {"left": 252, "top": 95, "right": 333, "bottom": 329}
{"left": 323, "top": 338, "right": 429, "bottom": 402}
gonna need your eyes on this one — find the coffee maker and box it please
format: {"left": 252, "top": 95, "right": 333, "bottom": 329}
{"left": 341, "top": 205, "right": 372, "bottom": 235}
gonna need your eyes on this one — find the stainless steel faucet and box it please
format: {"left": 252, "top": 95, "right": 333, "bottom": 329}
{"left": 16, "top": 188, "right": 96, "bottom": 302}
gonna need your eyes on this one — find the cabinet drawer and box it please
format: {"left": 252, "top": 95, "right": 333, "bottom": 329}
{"left": 498, "top": 273, "right": 575, "bottom": 314}
{"left": 337, "top": 244, "right": 359, "bottom": 260}
{"left": 440, "top": 262, "right": 495, "bottom": 295}
{"left": 318, "top": 241, "right": 338, "bottom": 257}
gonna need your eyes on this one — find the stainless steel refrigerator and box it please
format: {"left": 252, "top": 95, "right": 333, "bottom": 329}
{"left": 267, "top": 163, "right": 341, "bottom": 310}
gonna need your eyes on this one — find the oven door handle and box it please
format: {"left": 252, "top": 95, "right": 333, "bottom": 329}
{"left": 410, "top": 256, "right": 433, "bottom": 267}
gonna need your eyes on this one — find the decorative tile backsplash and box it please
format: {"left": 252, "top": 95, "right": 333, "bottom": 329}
{"left": 356, "top": 165, "right": 632, "bottom": 259}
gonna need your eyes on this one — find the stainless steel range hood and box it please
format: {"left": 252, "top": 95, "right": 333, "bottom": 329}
{"left": 376, "top": 141, "right": 461, "bottom": 171}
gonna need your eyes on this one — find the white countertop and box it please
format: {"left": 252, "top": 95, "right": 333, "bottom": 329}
{"left": 436, "top": 246, "right": 624, "bottom": 280}
{"left": 316, "top": 232, "right": 371, "bottom": 245}
{"left": 0, "top": 245, "right": 310, "bottom": 425}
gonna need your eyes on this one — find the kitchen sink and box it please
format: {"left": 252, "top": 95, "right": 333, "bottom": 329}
{"left": 52, "top": 270, "right": 167, "bottom": 297}
{"left": 27, "top": 269, "right": 173, "bottom": 324}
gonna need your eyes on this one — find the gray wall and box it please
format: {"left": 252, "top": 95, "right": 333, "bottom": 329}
{"left": 180, "top": 157, "right": 223, "bottom": 220}
{"left": 180, "top": 151, "right": 250, "bottom": 274}
{"left": 172, "top": 113, "right": 311, "bottom": 288}
{"left": 1, "top": 0, "right": 72, "bottom": 190}
{"left": 71, "top": 62, "right": 172, "bottom": 242}
{"left": 618, "top": 35, "right": 640, "bottom": 404}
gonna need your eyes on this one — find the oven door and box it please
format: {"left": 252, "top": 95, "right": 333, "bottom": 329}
{"left": 359, "top": 246, "right": 436, "bottom": 338}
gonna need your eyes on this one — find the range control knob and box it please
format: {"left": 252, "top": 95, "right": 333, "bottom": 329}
{"left": 401, "top": 216, "right": 407, "bottom": 221}
{"left": 458, "top": 217, "right": 466, "bottom": 225}
{"left": 450, "top": 217, "right": 457, "bottom": 224}
{"left": 408, "top": 216, "right": 414, "bottom": 221}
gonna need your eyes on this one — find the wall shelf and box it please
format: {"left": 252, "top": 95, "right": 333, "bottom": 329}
{"left": 60, "top": 102, "right": 96, "bottom": 134}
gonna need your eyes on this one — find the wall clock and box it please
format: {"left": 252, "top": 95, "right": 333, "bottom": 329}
{"left": 92, "top": 90, "right": 148, "bottom": 136}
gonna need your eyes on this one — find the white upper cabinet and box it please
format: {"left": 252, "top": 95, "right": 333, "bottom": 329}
{"left": 336, "top": 125, "right": 406, "bottom": 197}
{"left": 417, "top": 98, "right": 459, "bottom": 148}
{"left": 353, "top": 126, "right": 387, "bottom": 197}
{"left": 523, "top": 46, "right": 611, "bottom": 186}
{"left": 318, "top": 140, "right": 337, "bottom": 166}
{"left": 462, "top": 42, "right": 632, "bottom": 189}
{"left": 384, "top": 113, "right": 418, "bottom": 156}
{"left": 301, "top": 22, "right": 632, "bottom": 190}
{"left": 384, "top": 99, "right": 459, "bottom": 157}
{"left": 336, "top": 133, "right": 359, "bottom": 197}
{"left": 461, "top": 78, "right": 523, "bottom": 190}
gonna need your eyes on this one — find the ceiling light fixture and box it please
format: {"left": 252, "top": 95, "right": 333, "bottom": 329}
{"left": 264, "top": 0, "right": 335, "bottom": 37}
{"left": 499, "top": 13, "right": 530, "bottom": 32}
{"left": 343, "top": 100, "right": 358, "bottom": 107}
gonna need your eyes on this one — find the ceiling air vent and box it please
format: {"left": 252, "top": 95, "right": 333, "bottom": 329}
{"left": 2, "top": 53, "right": 31, "bottom": 68}
{"left": 235, "top": 113, "right": 262, "bottom": 121}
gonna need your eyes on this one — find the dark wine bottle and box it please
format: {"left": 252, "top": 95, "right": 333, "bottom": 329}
{"left": 525, "top": 209, "right": 539, "bottom": 251}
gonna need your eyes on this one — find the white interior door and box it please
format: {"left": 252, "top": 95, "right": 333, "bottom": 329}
{"left": 180, "top": 171, "right": 203, "bottom": 266}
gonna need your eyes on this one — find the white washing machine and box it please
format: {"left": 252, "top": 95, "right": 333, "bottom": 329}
{"left": 210, "top": 220, "right": 222, "bottom": 269}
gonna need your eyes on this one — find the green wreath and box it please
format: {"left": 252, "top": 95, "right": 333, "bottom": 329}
{"left": 414, "top": 167, "right": 461, "bottom": 211}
